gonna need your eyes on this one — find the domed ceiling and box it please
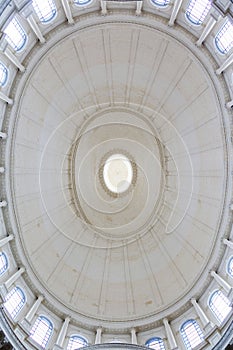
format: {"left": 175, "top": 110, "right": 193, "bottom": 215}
{"left": 8, "top": 20, "right": 227, "bottom": 329}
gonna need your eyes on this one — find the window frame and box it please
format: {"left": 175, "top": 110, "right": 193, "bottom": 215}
{"left": 145, "top": 337, "right": 166, "bottom": 350}
{"left": 227, "top": 256, "right": 233, "bottom": 278}
{"left": 0, "top": 63, "right": 8, "bottom": 87}
{"left": 30, "top": 315, "right": 53, "bottom": 349}
{"left": 180, "top": 319, "right": 204, "bottom": 350}
{"left": 185, "top": 0, "right": 212, "bottom": 26}
{"left": 208, "top": 289, "right": 232, "bottom": 324}
{"left": 0, "top": 251, "right": 8, "bottom": 275}
{"left": 215, "top": 19, "right": 233, "bottom": 54}
{"left": 4, "top": 286, "right": 26, "bottom": 319}
{"left": 67, "top": 335, "right": 88, "bottom": 350}
{"left": 150, "top": 0, "right": 170, "bottom": 7}
{"left": 73, "top": 0, "right": 93, "bottom": 7}
{"left": 32, "top": 0, "right": 57, "bottom": 24}
{"left": 4, "top": 17, "right": 27, "bottom": 52}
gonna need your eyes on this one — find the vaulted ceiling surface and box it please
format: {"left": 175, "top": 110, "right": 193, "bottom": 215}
{"left": 10, "top": 22, "right": 226, "bottom": 326}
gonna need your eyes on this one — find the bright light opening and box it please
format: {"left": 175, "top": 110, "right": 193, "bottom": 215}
{"left": 4, "top": 18, "right": 26, "bottom": 51}
{"left": 30, "top": 316, "right": 53, "bottom": 348}
{"left": 215, "top": 19, "right": 233, "bottom": 54}
{"left": 180, "top": 320, "right": 204, "bottom": 350}
{"left": 4, "top": 287, "right": 25, "bottom": 319}
{"left": 209, "top": 290, "right": 232, "bottom": 323}
{"left": 32, "top": 0, "right": 57, "bottom": 23}
{"left": 103, "top": 154, "right": 133, "bottom": 194}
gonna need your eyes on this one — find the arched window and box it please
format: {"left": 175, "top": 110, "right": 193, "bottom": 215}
{"left": 227, "top": 257, "right": 233, "bottom": 277}
{"left": 4, "top": 18, "right": 27, "bottom": 51}
{"left": 30, "top": 316, "right": 53, "bottom": 348}
{"left": 151, "top": 0, "right": 170, "bottom": 6}
{"left": 32, "top": 0, "right": 57, "bottom": 23}
{"left": 180, "top": 319, "right": 204, "bottom": 350}
{"left": 0, "top": 252, "right": 8, "bottom": 275}
{"left": 74, "top": 0, "right": 92, "bottom": 5}
{"left": 186, "top": 0, "right": 211, "bottom": 25}
{"left": 0, "top": 63, "right": 8, "bottom": 87}
{"left": 146, "top": 337, "right": 165, "bottom": 350}
{"left": 67, "top": 335, "right": 88, "bottom": 350}
{"left": 209, "top": 290, "right": 232, "bottom": 323}
{"left": 215, "top": 19, "right": 233, "bottom": 54}
{"left": 4, "top": 286, "right": 26, "bottom": 319}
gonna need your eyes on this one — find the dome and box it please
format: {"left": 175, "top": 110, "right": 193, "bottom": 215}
{"left": 0, "top": 0, "right": 233, "bottom": 350}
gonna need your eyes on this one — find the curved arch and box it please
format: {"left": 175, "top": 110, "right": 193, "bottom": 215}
{"left": 0, "top": 63, "right": 8, "bottom": 87}
{"left": 209, "top": 290, "right": 232, "bottom": 323}
{"left": 30, "top": 315, "right": 53, "bottom": 348}
{"left": 0, "top": 252, "right": 8, "bottom": 275}
{"left": 4, "top": 17, "right": 27, "bottom": 51}
{"left": 32, "top": 0, "right": 57, "bottom": 23}
{"left": 4, "top": 286, "right": 26, "bottom": 319}
{"left": 227, "top": 256, "right": 233, "bottom": 278}
{"left": 185, "top": 0, "right": 211, "bottom": 25}
{"left": 74, "top": 0, "right": 93, "bottom": 6}
{"left": 145, "top": 337, "right": 165, "bottom": 350}
{"left": 215, "top": 19, "right": 233, "bottom": 54}
{"left": 150, "top": 0, "right": 170, "bottom": 7}
{"left": 180, "top": 319, "right": 204, "bottom": 350}
{"left": 67, "top": 335, "right": 88, "bottom": 350}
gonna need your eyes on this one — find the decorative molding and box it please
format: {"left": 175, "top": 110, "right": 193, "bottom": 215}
{"left": 78, "top": 344, "right": 149, "bottom": 350}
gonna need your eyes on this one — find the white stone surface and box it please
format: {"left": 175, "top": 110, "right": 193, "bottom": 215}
{"left": 10, "top": 22, "right": 226, "bottom": 326}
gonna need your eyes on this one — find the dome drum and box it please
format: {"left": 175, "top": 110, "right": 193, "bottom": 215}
{"left": 0, "top": 1, "right": 232, "bottom": 349}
